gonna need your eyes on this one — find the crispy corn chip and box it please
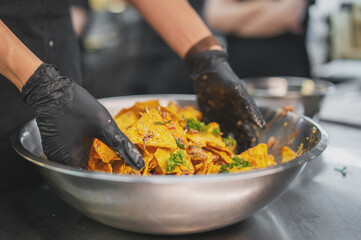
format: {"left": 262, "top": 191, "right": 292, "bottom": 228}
{"left": 186, "top": 132, "right": 206, "bottom": 147}
{"left": 208, "top": 164, "right": 222, "bottom": 174}
{"left": 141, "top": 153, "right": 156, "bottom": 175}
{"left": 154, "top": 148, "right": 172, "bottom": 174}
{"left": 88, "top": 156, "right": 113, "bottom": 173}
{"left": 125, "top": 108, "right": 177, "bottom": 149}
{"left": 160, "top": 106, "right": 184, "bottom": 124}
{"left": 281, "top": 146, "right": 297, "bottom": 163}
{"left": 114, "top": 100, "right": 160, "bottom": 120}
{"left": 178, "top": 106, "right": 202, "bottom": 120}
{"left": 208, "top": 148, "right": 233, "bottom": 164}
{"left": 193, "top": 163, "right": 203, "bottom": 173}
{"left": 167, "top": 101, "right": 179, "bottom": 112}
{"left": 158, "top": 107, "right": 188, "bottom": 146}
{"left": 112, "top": 161, "right": 140, "bottom": 175}
{"left": 196, "top": 152, "right": 214, "bottom": 175}
{"left": 239, "top": 143, "right": 276, "bottom": 168}
{"left": 88, "top": 100, "right": 298, "bottom": 176}
{"left": 93, "top": 139, "right": 120, "bottom": 163}
{"left": 114, "top": 110, "right": 139, "bottom": 132}
{"left": 229, "top": 166, "right": 252, "bottom": 173}
{"left": 203, "top": 133, "right": 226, "bottom": 148}
{"left": 154, "top": 148, "right": 193, "bottom": 174}
{"left": 207, "top": 142, "right": 233, "bottom": 156}
{"left": 134, "top": 100, "right": 160, "bottom": 111}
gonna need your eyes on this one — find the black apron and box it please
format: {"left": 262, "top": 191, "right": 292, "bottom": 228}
{"left": 0, "top": 0, "right": 82, "bottom": 192}
{"left": 226, "top": 2, "right": 311, "bottom": 79}
{"left": 84, "top": 18, "right": 194, "bottom": 98}
{"left": 84, "top": 0, "right": 206, "bottom": 98}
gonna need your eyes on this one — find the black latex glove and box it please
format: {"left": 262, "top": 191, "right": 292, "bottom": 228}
{"left": 185, "top": 50, "right": 265, "bottom": 152}
{"left": 22, "top": 63, "right": 144, "bottom": 170}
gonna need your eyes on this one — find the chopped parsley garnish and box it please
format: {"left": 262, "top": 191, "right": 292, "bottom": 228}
{"left": 186, "top": 118, "right": 208, "bottom": 133}
{"left": 166, "top": 150, "right": 187, "bottom": 172}
{"left": 154, "top": 119, "right": 172, "bottom": 125}
{"left": 223, "top": 136, "right": 237, "bottom": 148}
{"left": 175, "top": 139, "right": 185, "bottom": 149}
{"left": 334, "top": 166, "right": 347, "bottom": 177}
{"left": 186, "top": 118, "right": 221, "bottom": 136}
{"left": 212, "top": 127, "right": 221, "bottom": 136}
{"left": 220, "top": 156, "right": 251, "bottom": 173}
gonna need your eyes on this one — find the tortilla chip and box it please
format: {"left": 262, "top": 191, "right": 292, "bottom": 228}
{"left": 160, "top": 106, "right": 185, "bottom": 125}
{"left": 239, "top": 143, "right": 276, "bottom": 168}
{"left": 141, "top": 153, "right": 156, "bottom": 175}
{"left": 178, "top": 106, "right": 202, "bottom": 120}
{"left": 208, "top": 148, "right": 233, "bottom": 164}
{"left": 193, "top": 163, "right": 203, "bottom": 173}
{"left": 93, "top": 139, "right": 120, "bottom": 163}
{"left": 203, "top": 132, "right": 226, "bottom": 148}
{"left": 207, "top": 142, "right": 233, "bottom": 156}
{"left": 167, "top": 101, "right": 180, "bottom": 112}
{"left": 114, "top": 100, "right": 160, "bottom": 119}
{"left": 112, "top": 161, "right": 140, "bottom": 175}
{"left": 229, "top": 166, "right": 252, "bottom": 173}
{"left": 134, "top": 100, "right": 160, "bottom": 111}
{"left": 281, "top": 146, "right": 297, "bottom": 163}
{"left": 208, "top": 164, "right": 222, "bottom": 174}
{"left": 196, "top": 152, "right": 214, "bottom": 175}
{"left": 88, "top": 99, "right": 298, "bottom": 176}
{"left": 154, "top": 148, "right": 193, "bottom": 174}
{"left": 186, "top": 132, "right": 206, "bottom": 147}
{"left": 88, "top": 155, "right": 113, "bottom": 173}
{"left": 125, "top": 108, "right": 177, "bottom": 149}
{"left": 154, "top": 148, "right": 172, "bottom": 174}
{"left": 114, "top": 110, "right": 139, "bottom": 132}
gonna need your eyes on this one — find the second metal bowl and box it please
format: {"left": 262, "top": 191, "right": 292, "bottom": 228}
{"left": 244, "top": 76, "right": 335, "bottom": 119}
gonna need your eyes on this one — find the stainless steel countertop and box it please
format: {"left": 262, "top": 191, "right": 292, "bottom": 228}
{"left": 1, "top": 82, "right": 360, "bottom": 239}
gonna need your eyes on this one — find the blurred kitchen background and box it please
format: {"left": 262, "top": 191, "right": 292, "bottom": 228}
{"left": 72, "top": 0, "right": 361, "bottom": 126}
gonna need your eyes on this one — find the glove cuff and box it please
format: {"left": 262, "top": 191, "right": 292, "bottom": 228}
{"left": 22, "top": 63, "right": 72, "bottom": 114}
{"left": 185, "top": 35, "right": 222, "bottom": 59}
{"left": 22, "top": 63, "right": 58, "bottom": 95}
{"left": 185, "top": 49, "right": 228, "bottom": 75}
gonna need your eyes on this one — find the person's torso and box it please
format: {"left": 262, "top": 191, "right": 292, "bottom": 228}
{"left": 0, "top": 0, "right": 82, "bottom": 192}
{"left": 226, "top": 0, "right": 312, "bottom": 78}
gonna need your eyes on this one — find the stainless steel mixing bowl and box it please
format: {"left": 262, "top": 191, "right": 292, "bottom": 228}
{"left": 244, "top": 76, "right": 335, "bottom": 119}
{"left": 11, "top": 94, "right": 329, "bottom": 235}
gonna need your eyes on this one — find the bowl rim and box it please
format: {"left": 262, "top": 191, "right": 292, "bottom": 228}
{"left": 10, "top": 94, "right": 329, "bottom": 184}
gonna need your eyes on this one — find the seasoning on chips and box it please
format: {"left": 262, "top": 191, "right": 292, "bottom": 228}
{"left": 88, "top": 100, "right": 298, "bottom": 175}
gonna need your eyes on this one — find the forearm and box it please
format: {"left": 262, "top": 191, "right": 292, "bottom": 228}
{"left": 0, "top": 20, "right": 42, "bottom": 91}
{"left": 205, "top": 0, "right": 293, "bottom": 37}
{"left": 129, "top": 0, "right": 219, "bottom": 58}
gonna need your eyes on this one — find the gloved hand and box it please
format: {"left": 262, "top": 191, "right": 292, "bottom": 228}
{"left": 22, "top": 63, "right": 144, "bottom": 170}
{"left": 185, "top": 50, "right": 265, "bottom": 152}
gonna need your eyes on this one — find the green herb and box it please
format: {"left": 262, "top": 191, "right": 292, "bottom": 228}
{"left": 154, "top": 119, "right": 172, "bottom": 125}
{"left": 212, "top": 127, "right": 221, "bottom": 136}
{"left": 334, "top": 166, "right": 347, "bottom": 177}
{"left": 186, "top": 118, "right": 213, "bottom": 134}
{"left": 220, "top": 156, "right": 251, "bottom": 173}
{"left": 166, "top": 150, "right": 187, "bottom": 172}
{"left": 175, "top": 139, "right": 185, "bottom": 149}
{"left": 186, "top": 118, "right": 206, "bottom": 133}
{"left": 223, "top": 136, "right": 237, "bottom": 148}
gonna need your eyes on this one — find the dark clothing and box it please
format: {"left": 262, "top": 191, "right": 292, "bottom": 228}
{"left": 226, "top": 1, "right": 311, "bottom": 79}
{"left": 117, "top": 19, "right": 194, "bottom": 95}
{"left": 84, "top": 1, "right": 206, "bottom": 98}
{"left": 227, "top": 33, "right": 311, "bottom": 79}
{"left": 0, "top": 0, "right": 82, "bottom": 192}
{"left": 84, "top": 14, "right": 194, "bottom": 98}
